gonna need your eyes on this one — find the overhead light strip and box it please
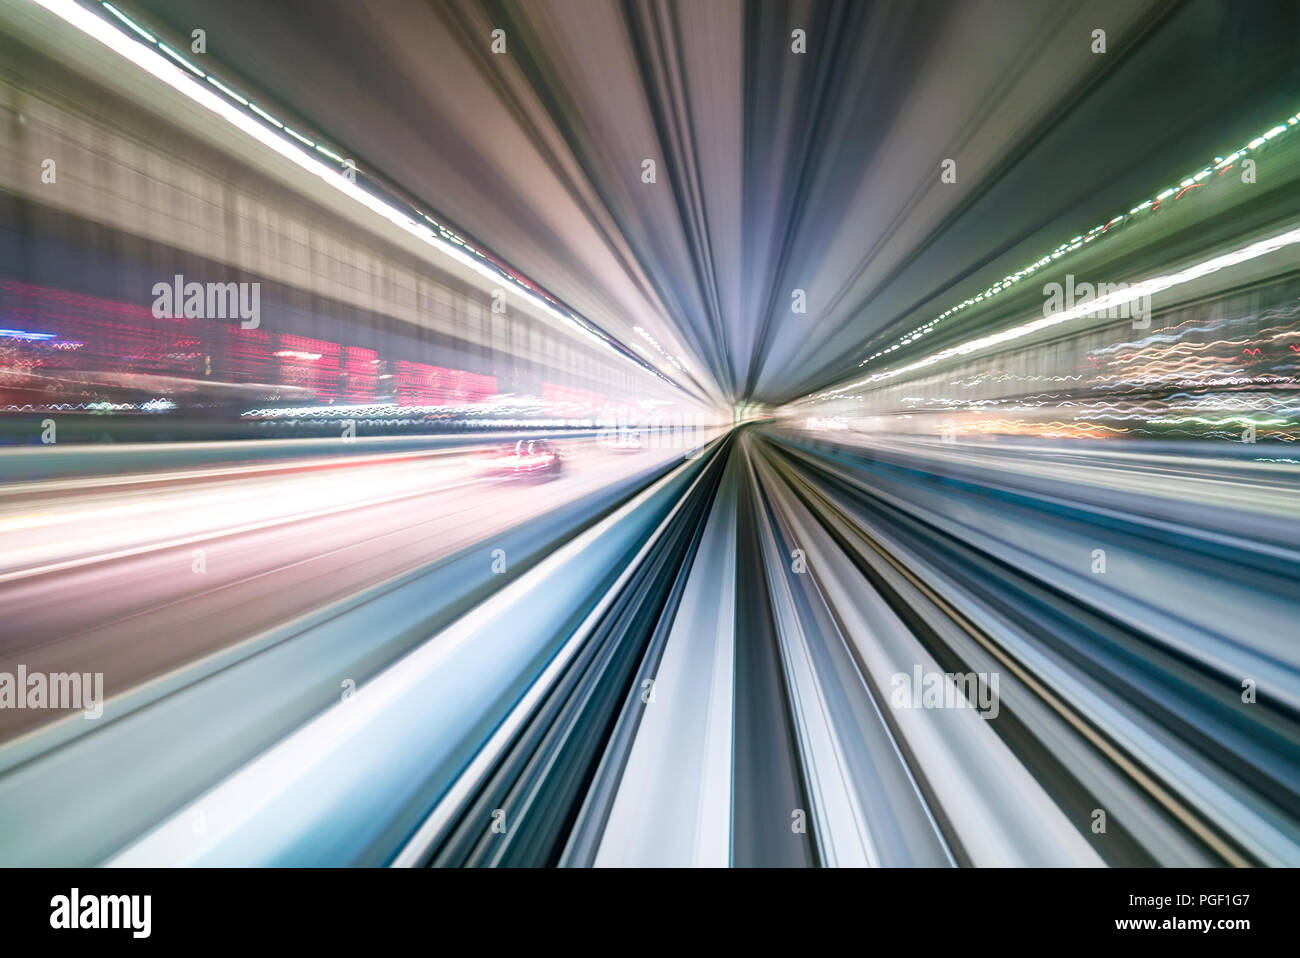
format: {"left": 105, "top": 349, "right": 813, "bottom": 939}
{"left": 855, "top": 103, "right": 1300, "bottom": 370}
{"left": 812, "top": 226, "right": 1300, "bottom": 400}
{"left": 35, "top": 0, "right": 677, "bottom": 389}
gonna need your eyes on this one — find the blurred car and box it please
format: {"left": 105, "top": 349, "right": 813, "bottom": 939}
{"left": 474, "top": 438, "right": 563, "bottom": 479}
{"left": 599, "top": 427, "right": 644, "bottom": 452}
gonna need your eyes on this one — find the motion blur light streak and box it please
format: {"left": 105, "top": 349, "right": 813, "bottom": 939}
{"left": 815, "top": 226, "right": 1300, "bottom": 397}
{"left": 0, "top": 0, "right": 1298, "bottom": 874}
